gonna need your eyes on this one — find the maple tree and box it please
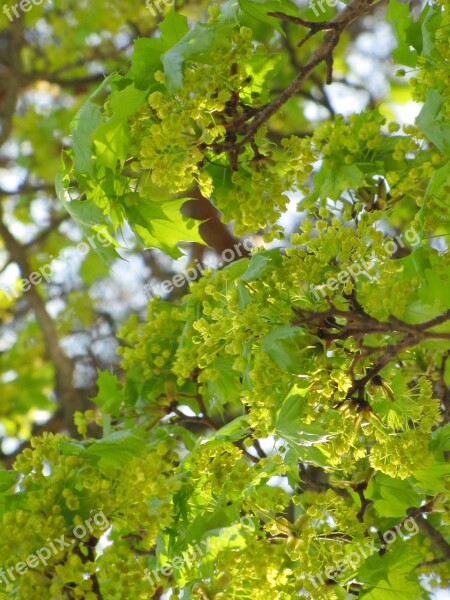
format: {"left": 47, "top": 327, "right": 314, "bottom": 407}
{"left": 0, "top": 0, "right": 449, "bottom": 599}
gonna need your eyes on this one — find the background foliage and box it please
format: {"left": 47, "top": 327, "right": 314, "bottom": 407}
{"left": 0, "top": 0, "right": 449, "bottom": 598}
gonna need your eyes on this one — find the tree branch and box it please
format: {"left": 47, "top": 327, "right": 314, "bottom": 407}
{"left": 0, "top": 20, "right": 24, "bottom": 148}
{"left": 407, "top": 507, "right": 450, "bottom": 562}
{"left": 236, "top": 0, "right": 376, "bottom": 149}
{"left": 0, "top": 205, "right": 87, "bottom": 434}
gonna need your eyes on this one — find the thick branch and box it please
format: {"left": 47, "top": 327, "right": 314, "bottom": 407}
{"left": 408, "top": 509, "right": 450, "bottom": 562}
{"left": 0, "top": 21, "right": 24, "bottom": 148}
{"left": 0, "top": 207, "right": 86, "bottom": 433}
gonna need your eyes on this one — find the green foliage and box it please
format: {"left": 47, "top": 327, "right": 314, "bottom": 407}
{"left": 1, "top": 0, "right": 450, "bottom": 599}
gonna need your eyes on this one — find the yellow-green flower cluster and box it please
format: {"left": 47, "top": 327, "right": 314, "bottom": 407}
{"left": 213, "top": 135, "right": 314, "bottom": 238}
{"left": 132, "top": 28, "right": 254, "bottom": 197}
{"left": 410, "top": 0, "right": 450, "bottom": 110}
{"left": 128, "top": 27, "right": 315, "bottom": 238}
{"left": 2, "top": 433, "right": 180, "bottom": 599}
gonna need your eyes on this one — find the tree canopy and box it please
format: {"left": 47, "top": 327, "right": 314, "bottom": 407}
{"left": 0, "top": 0, "right": 449, "bottom": 598}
